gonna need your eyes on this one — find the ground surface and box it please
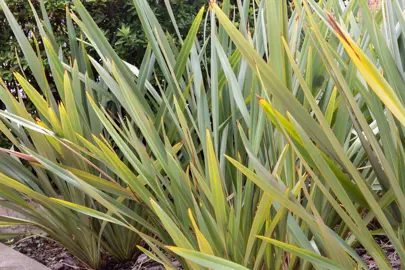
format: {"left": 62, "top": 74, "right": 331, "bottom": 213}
{"left": 0, "top": 201, "right": 168, "bottom": 269}
{"left": 2, "top": 233, "right": 401, "bottom": 269}
{"left": 0, "top": 198, "right": 401, "bottom": 269}
{"left": 356, "top": 235, "right": 401, "bottom": 269}
{"left": 0, "top": 242, "right": 49, "bottom": 270}
{"left": 2, "top": 235, "right": 168, "bottom": 270}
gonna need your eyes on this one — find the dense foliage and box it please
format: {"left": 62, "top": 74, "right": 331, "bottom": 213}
{"left": 0, "top": 0, "right": 202, "bottom": 97}
{"left": 1, "top": 0, "right": 405, "bottom": 269}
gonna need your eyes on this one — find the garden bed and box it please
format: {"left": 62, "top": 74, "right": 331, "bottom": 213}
{"left": 356, "top": 235, "right": 401, "bottom": 269}
{"left": 0, "top": 203, "right": 400, "bottom": 269}
{"left": 1, "top": 233, "right": 401, "bottom": 269}
{"left": 2, "top": 235, "right": 166, "bottom": 270}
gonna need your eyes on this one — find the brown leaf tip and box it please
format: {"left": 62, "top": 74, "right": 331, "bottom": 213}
{"left": 325, "top": 11, "right": 346, "bottom": 42}
{"left": 325, "top": 10, "right": 360, "bottom": 60}
{"left": 255, "top": 94, "right": 264, "bottom": 102}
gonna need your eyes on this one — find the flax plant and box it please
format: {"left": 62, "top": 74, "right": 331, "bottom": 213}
{"left": 1, "top": 0, "right": 405, "bottom": 269}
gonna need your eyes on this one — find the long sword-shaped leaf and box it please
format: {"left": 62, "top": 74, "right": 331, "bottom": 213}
{"left": 210, "top": 3, "right": 337, "bottom": 161}
{"left": 168, "top": 247, "right": 249, "bottom": 270}
{"left": 257, "top": 237, "right": 342, "bottom": 270}
{"left": 327, "top": 13, "right": 405, "bottom": 127}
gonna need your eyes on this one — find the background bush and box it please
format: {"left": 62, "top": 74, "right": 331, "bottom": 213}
{"left": 0, "top": 0, "right": 203, "bottom": 108}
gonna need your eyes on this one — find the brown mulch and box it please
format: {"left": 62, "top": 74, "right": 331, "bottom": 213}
{"left": 1, "top": 233, "right": 403, "bottom": 269}
{"left": 356, "top": 235, "right": 401, "bottom": 269}
{"left": 3, "top": 235, "right": 85, "bottom": 270}
{"left": 1, "top": 235, "right": 167, "bottom": 270}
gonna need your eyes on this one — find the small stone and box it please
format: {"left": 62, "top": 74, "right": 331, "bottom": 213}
{"left": 53, "top": 262, "right": 64, "bottom": 269}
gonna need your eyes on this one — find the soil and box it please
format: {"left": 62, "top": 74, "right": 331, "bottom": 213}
{"left": 4, "top": 235, "right": 84, "bottom": 269}
{"left": 4, "top": 234, "right": 401, "bottom": 270}
{"left": 0, "top": 231, "right": 403, "bottom": 269}
{"left": 1, "top": 235, "right": 168, "bottom": 270}
{"left": 0, "top": 199, "right": 401, "bottom": 269}
{"left": 0, "top": 200, "right": 171, "bottom": 269}
{"left": 356, "top": 235, "right": 401, "bottom": 269}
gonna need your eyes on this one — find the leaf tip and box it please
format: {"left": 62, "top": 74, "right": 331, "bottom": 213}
{"left": 255, "top": 94, "right": 264, "bottom": 102}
